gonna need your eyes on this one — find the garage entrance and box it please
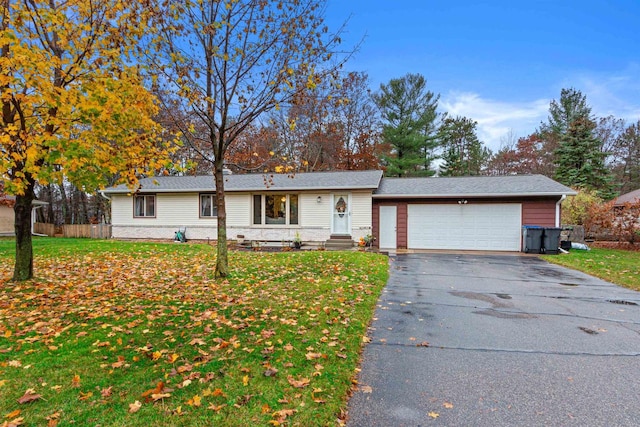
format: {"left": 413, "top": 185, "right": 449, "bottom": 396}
{"left": 407, "top": 203, "right": 522, "bottom": 251}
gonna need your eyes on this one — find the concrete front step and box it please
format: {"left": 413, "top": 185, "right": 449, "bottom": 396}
{"left": 324, "top": 238, "right": 355, "bottom": 249}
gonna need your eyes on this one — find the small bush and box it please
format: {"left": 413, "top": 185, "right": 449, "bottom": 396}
{"left": 562, "top": 188, "right": 603, "bottom": 226}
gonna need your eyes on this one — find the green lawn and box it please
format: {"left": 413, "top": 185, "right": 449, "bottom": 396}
{"left": 543, "top": 247, "right": 640, "bottom": 291}
{"left": 0, "top": 238, "right": 388, "bottom": 426}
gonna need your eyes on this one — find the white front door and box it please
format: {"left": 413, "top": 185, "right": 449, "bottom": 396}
{"left": 332, "top": 194, "right": 351, "bottom": 235}
{"left": 379, "top": 205, "right": 397, "bottom": 249}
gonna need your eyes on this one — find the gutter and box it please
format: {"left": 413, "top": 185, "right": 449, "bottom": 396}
{"left": 555, "top": 194, "right": 567, "bottom": 227}
{"left": 372, "top": 191, "right": 578, "bottom": 199}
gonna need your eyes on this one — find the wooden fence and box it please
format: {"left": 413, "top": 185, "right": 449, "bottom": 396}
{"left": 34, "top": 223, "right": 112, "bottom": 239}
{"left": 33, "top": 222, "right": 56, "bottom": 236}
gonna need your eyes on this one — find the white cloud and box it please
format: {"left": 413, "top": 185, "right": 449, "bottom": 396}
{"left": 440, "top": 65, "right": 640, "bottom": 153}
{"left": 567, "top": 63, "right": 640, "bottom": 122}
{"left": 440, "top": 91, "right": 549, "bottom": 152}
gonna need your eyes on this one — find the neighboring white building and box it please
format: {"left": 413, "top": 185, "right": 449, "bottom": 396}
{"left": 0, "top": 196, "right": 48, "bottom": 236}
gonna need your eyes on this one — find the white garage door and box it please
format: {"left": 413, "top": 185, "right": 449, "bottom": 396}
{"left": 407, "top": 204, "right": 522, "bottom": 251}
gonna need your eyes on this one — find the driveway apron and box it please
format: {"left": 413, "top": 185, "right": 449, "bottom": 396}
{"left": 346, "top": 253, "right": 640, "bottom": 427}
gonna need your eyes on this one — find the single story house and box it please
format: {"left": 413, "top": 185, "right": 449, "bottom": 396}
{"left": 0, "top": 195, "right": 48, "bottom": 237}
{"left": 101, "top": 170, "right": 576, "bottom": 251}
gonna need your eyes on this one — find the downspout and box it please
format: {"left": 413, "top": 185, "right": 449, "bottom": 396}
{"left": 555, "top": 195, "right": 567, "bottom": 227}
{"left": 31, "top": 205, "right": 47, "bottom": 236}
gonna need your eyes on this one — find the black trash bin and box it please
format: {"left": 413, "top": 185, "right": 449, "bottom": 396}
{"left": 543, "top": 227, "right": 562, "bottom": 254}
{"left": 522, "top": 225, "right": 544, "bottom": 253}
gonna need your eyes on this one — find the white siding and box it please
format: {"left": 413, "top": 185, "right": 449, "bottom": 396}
{"left": 110, "top": 190, "right": 373, "bottom": 242}
{"left": 300, "top": 193, "right": 331, "bottom": 228}
{"left": 226, "top": 193, "right": 251, "bottom": 227}
{"left": 111, "top": 193, "right": 199, "bottom": 226}
{"left": 351, "top": 191, "right": 373, "bottom": 228}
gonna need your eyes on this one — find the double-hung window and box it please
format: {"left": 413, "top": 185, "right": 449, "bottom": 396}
{"left": 200, "top": 194, "right": 218, "bottom": 217}
{"left": 134, "top": 195, "right": 155, "bottom": 217}
{"left": 253, "top": 194, "right": 298, "bottom": 225}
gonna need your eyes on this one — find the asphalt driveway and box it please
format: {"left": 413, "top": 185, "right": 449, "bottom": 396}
{"left": 347, "top": 253, "right": 640, "bottom": 426}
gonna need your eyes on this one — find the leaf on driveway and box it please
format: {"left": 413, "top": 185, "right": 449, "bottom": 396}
{"left": 360, "top": 385, "right": 373, "bottom": 393}
{"left": 443, "top": 401, "right": 453, "bottom": 409}
{"left": 428, "top": 411, "right": 439, "bottom": 419}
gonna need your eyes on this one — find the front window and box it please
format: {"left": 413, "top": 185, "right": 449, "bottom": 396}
{"left": 200, "top": 194, "right": 217, "bottom": 217}
{"left": 134, "top": 195, "right": 155, "bottom": 217}
{"left": 253, "top": 194, "right": 298, "bottom": 225}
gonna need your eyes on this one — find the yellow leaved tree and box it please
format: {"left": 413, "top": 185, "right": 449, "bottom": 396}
{"left": 0, "top": 0, "right": 175, "bottom": 281}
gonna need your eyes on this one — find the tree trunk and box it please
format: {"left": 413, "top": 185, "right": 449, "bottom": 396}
{"left": 13, "top": 183, "right": 35, "bottom": 281}
{"left": 58, "top": 182, "right": 71, "bottom": 224}
{"left": 214, "top": 161, "right": 229, "bottom": 278}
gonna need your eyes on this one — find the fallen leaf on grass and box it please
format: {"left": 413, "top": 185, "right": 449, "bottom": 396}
{"left": 128, "top": 401, "right": 142, "bottom": 413}
{"left": 78, "top": 391, "right": 93, "bottom": 401}
{"left": 17, "top": 390, "right": 41, "bottom": 404}
{"left": 151, "top": 393, "right": 171, "bottom": 401}
{"left": 141, "top": 382, "right": 165, "bottom": 400}
{"left": 211, "top": 388, "right": 226, "bottom": 397}
{"left": 287, "top": 376, "right": 310, "bottom": 388}
{"left": 5, "top": 409, "right": 20, "bottom": 419}
{"left": 271, "top": 409, "right": 296, "bottom": 424}
{"left": 186, "top": 395, "right": 201, "bottom": 407}
{"left": 71, "top": 374, "right": 81, "bottom": 388}
{"left": 46, "top": 411, "right": 60, "bottom": 427}
{"left": 3, "top": 417, "right": 24, "bottom": 427}
{"left": 305, "top": 352, "right": 325, "bottom": 360}
{"left": 263, "top": 367, "right": 279, "bottom": 377}
{"left": 111, "top": 356, "right": 126, "bottom": 368}
{"left": 101, "top": 386, "right": 113, "bottom": 398}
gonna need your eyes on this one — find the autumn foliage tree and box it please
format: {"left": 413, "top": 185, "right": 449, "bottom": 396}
{"left": 148, "top": 0, "right": 346, "bottom": 278}
{"left": 266, "top": 71, "right": 380, "bottom": 172}
{"left": 0, "top": 0, "right": 174, "bottom": 281}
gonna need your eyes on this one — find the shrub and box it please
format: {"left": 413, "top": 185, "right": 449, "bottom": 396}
{"left": 562, "top": 188, "right": 603, "bottom": 226}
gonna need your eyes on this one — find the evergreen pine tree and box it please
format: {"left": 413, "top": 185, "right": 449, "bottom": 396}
{"left": 372, "top": 73, "right": 440, "bottom": 177}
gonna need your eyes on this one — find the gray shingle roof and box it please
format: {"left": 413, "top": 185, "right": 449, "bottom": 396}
{"left": 614, "top": 189, "right": 640, "bottom": 205}
{"left": 374, "top": 175, "right": 577, "bottom": 198}
{"left": 102, "top": 170, "right": 384, "bottom": 194}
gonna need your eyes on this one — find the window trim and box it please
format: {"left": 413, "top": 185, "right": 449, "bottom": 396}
{"left": 252, "top": 193, "right": 299, "bottom": 226}
{"left": 133, "top": 194, "right": 156, "bottom": 218}
{"left": 199, "top": 193, "right": 218, "bottom": 218}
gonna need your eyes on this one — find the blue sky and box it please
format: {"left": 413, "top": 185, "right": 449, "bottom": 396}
{"left": 325, "top": 0, "right": 640, "bottom": 151}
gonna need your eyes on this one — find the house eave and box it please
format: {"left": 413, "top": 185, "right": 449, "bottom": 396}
{"left": 372, "top": 191, "right": 578, "bottom": 199}
{"left": 103, "top": 185, "right": 379, "bottom": 195}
